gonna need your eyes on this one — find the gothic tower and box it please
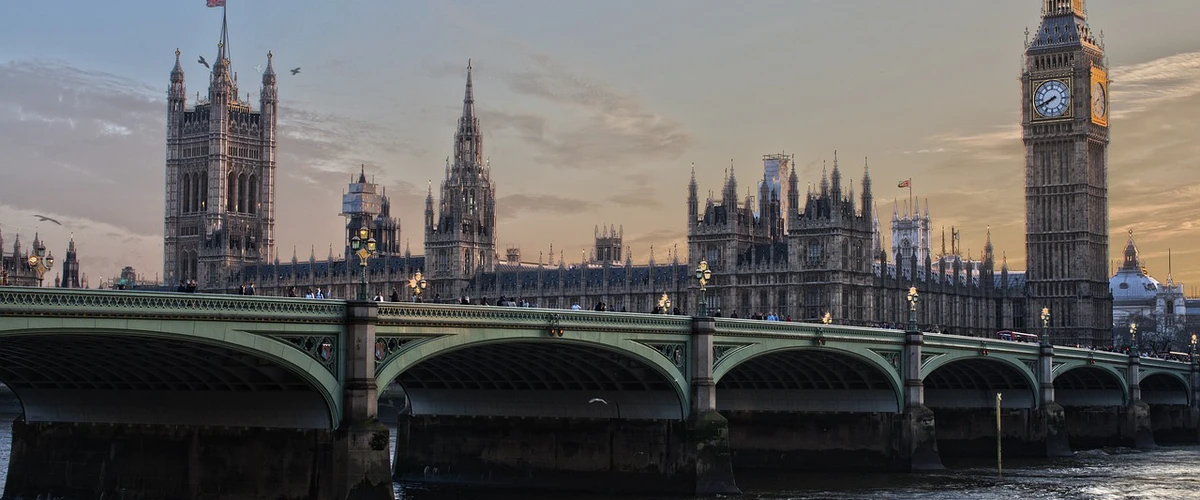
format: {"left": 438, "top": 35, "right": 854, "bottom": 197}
{"left": 425, "top": 62, "right": 497, "bottom": 299}
{"left": 1023, "top": 0, "right": 1111, "bottom": 346}
{"left": 58, "top": 236, "right": 81, "bottom": 288}
{"left": 163, "top": 12, "right": 277, "bottom": 290}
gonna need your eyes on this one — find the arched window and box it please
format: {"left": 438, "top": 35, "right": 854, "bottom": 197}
{"left": 227, "top": 173, "right": 237, "bottom": 211}
{"left": 238, "top": 173, "right": 247, "bottom": 213}
{"left": 181, "top": 174, "right": 191, "bottom": 214}
{"left": 199, "top": 172, "right": 208, "bottom": 211}
{"left": 248, "top": 175, "right": 257, "bottom": 214}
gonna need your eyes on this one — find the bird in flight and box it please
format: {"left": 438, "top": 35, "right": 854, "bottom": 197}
{"left": 290, "top": 67, "right": 301, "bottom": 76}
{"left": 34, "top": 215, "right": 62, "bottom": 226}
{"left": 588, "top": 398, "right": 609, "bottom": 405}
{"left": 198, "top": 55, "right": 210, "bottom": 69}
{"left": 254, "top": 64, "right": 264, "bottom": 74}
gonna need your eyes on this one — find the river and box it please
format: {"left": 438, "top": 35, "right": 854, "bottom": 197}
{"left": 2, "top": 396, "right": 1198, "bottom": 500}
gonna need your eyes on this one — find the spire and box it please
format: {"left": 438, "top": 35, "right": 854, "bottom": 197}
{"left": 819, "top": 161, "right": 829, "bottom": 195}
{"left": 263, "top": 51, "right": 275, "bottom": 76}
{"left": 452, "top": 61, "right": 483, "bottom": 170}
{"left": 358, "top": 164, "right": 367, "bottom": 184}
{"left": 217, "top": 7, "right": 230, "bottom": 63}
{"left": 463, "top": 59, "right": 475, "bottom": 122}
{"left": 171, "top": 48, "right": 184, "bottom": 81}
{"left": 830, "top": 150, "right": 842, "bottom": 199}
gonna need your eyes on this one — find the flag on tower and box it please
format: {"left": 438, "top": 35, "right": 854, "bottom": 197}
{"left": 207, "top": 0, "right": 226, "bottom": 7}
{"left": 898, "top": 179, "right": 911, "bottom": 188}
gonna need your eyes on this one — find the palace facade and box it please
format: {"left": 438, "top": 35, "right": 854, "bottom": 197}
{"left": 198, "top": 2, "right": 1141, "bottom": 342}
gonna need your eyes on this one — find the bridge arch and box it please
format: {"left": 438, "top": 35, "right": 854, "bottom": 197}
{"left": 1052, "top": 365, "right": 1128, "bottom": 407}
{"left": 923, "top": 355, "right": 1038, "bottom": 408}
{"left": 376, "top": 332, "right": 690, "bottom": 420}
{"left": 0, "top": 327, "right": 340, "bottom": 428}
{"left": 1140, "top": 371, "right": 1190, "bottom": 406}
{"left": 713, "top": 345, "right": 902, "bottom": 413}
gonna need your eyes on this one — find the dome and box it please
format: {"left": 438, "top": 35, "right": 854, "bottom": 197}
{"left": 1110, "top": 231, "right": 1159, "bottom": 305}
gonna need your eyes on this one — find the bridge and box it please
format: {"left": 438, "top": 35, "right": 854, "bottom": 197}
{"left": 1, "top": 287, "right": 1197, "bottom": 499}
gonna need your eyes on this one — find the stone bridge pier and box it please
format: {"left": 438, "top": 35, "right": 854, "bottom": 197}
{"left": 0, "top": 298, "right": 393, "bottom": 500}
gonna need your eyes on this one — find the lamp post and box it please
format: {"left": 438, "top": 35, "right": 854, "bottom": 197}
{"left": 906, "top": 286, "right": 919, "bottom": 333}
{"left": 349, "top": 225, "right": 376, "bottom": 301}
{"left": 1040, "top": 307, "right": 1051, "bottom": 347}
{"left": 694, "top": 260, "right": 712, "bottom": 317}
{"left": 1129, "top": 322, "right": 1138, "bottom": 357}
{"left": 407, "top": 271, "right": 428, "bottom": 302}
{"left": 1190, "top": 334, "right": 1196, "bottom": 363}
{"left": 657, "top": 293, "right": 671, "bottom": 315}
{"left": 26, "top": 240, "right": 54, "bottom": 287}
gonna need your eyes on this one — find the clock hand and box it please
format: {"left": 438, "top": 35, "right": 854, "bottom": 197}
{"left": 1036, "top": 95, "right": 1058, "bottom": 108}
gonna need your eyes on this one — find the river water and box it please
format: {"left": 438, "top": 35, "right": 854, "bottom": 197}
{"left": 2, "top": 395, "right": 1198, "bottom": 500}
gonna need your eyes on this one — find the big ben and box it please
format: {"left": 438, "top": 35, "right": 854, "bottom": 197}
{"left": 1023, "top": 0, "right": 1112, "bottom": 346}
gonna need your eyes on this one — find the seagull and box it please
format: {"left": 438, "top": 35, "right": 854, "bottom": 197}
{"left": 254, "top": 64, "right": 264, "bottom": 74}
{"left": 588, "top": 398, "right": 609, "bottom": 405}
{"left": 290, "top": 67, "right": 301, "bottom": 75}
{"left": 34, "top": 215, "right": 62, "bottom": 226}
{"left": 198, "top": 55, "right": 210, "bottom": 69}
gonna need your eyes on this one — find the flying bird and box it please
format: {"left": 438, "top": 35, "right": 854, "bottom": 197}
{"left": 290, "top": 67, "right": 301, "bottom": 75}
{"left": 34, "top": 215, "right": 62, "bottom": 226}
{"left": 198, "top": 55, "right": 210, "bottom": 69}
{"left": 254, "top": 64, "right": 264, "bottom": 74}
{"left": 588, "top": 398, "right": 609, "bottom": 405}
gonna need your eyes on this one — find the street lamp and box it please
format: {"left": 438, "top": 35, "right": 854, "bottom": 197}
{"left": 906, "top": 286, "right": 919, "bottom": 332}
{"left": 349, "top": 225, "right": 377, "bottom": 301}
{"left": 658, "top": 293, "right": 671, "bottom": 314}
{"left": 26, "top": 240, "right": 54, "bottom": 287}
{"left": 694, "top": 260, "right": 712, "bottom": 317}
{"left": 1129, "top": 322, "right": 1138, "bottom": 357}
{"left": 822, "top": 312, "right": 832, "bottom": 325}
{"left": 407, "top": 270, "right": 428, "bottom": 302}
{"left": 1190, "top": 334, "right": 1196, "bottom": 363}
{"left": 1040, "top": 307, "right": 1051, "bottom": 346}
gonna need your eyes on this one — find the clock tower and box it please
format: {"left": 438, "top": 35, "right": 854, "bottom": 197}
{"left": 1022, "top": 0, "right": 1112, "bottom": 346}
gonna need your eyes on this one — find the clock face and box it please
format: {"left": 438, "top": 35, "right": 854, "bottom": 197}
{"left": 1091, "top": 82, "right": 1106, "bottom": 118}
{"left": 1034, "top": 80, "right": 1070, "bottom": 118}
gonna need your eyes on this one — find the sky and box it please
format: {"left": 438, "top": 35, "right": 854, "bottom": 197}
{"left": 1, "top": 0, "right": 1199, "bottom": 291}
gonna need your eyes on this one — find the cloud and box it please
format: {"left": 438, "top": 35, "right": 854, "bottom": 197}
{"left": 606, "top": 185, "right": 661, "bottom": 208}
{"left": 495, "top": 194, "right": 597, "bottom": 221}
{"left": 1109, "top": 51, "right": 1200, "bottom": 118}
{"left": 486, "top": 53, "right": 693, "bottom": 170}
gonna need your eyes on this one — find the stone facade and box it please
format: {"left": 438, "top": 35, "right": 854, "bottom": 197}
{"left": 163, "top": 11, "right": 277, "bottom": 290}
{"left": 1022, "top": 0, "right": 1113, "bottom": 346}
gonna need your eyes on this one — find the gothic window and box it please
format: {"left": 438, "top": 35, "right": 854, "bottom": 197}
{"left": 807, "top": 241, "right": 822, "bottom": 266}
{"left": 238, "top": 174, "right": 247, "bottom": 213}
{"left": 248, "top": 175, "right": 257, "bottom": 214}
{"left": 199, "top": 172, "right": 208, "bottom": 211}
{"left": 181, "top": 174, "right": 191, "bottom": 214}
{"left": 227, "top": 173, "right": 237, "bottom": 212}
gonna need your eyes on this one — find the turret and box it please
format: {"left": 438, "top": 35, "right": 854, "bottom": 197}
{"left": 424, "top": 181, "right": 434, "bottom": 236}
{"left": 723, "top": 160, "right": 737, "bottom": 208}
{"left": 830, "top": 150, "right": 842, "bottom": 203}
{"left": 687, "top": 162, "right": 698, "bottom": 229}
{"left": 787, "top": 164, "right": 800, "bottom": 219}
{"left": 861, "top": 158, "right": 873, "bottom": 219}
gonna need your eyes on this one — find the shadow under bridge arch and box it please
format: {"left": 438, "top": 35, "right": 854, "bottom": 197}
{"left": 0, "top": 331, "right": 339, "bottom": 428}
{"left": 385, "top": 340, "right": 688, "bottom": 420}
{"left": 924, "top": 357, "right": 1037, "bottom": 409}
{"left": 715, "top": 348, "right": 902, "bottom": 413}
